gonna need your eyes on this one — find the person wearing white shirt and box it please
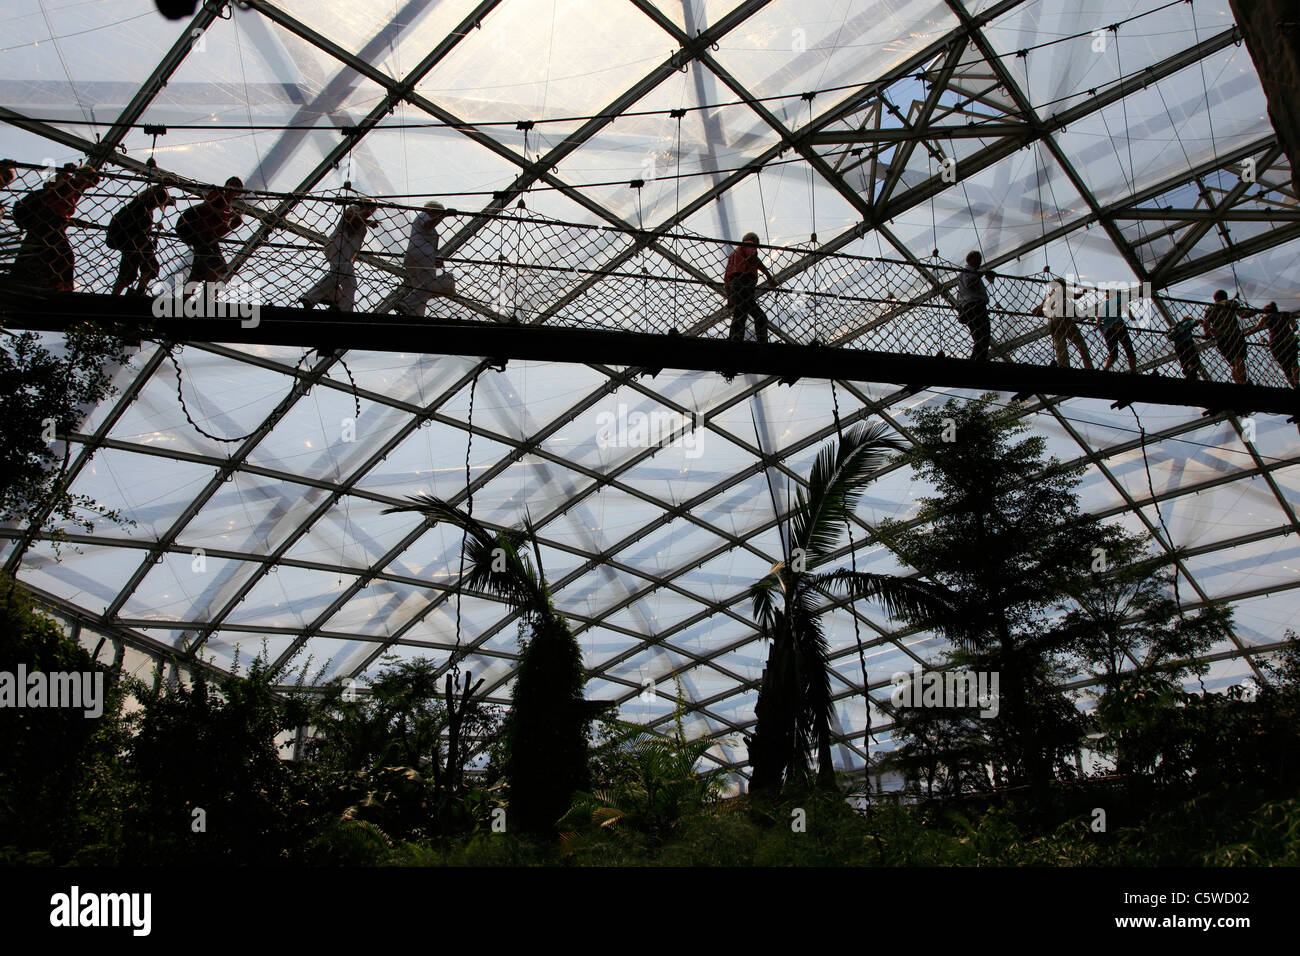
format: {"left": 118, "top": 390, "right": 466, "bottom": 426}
{"left": 300, "top": 201, "right": 376, "bottom": 312}
{"left": 953, "top": 250, "right": 993, "bottom": 361}
{"left": 1033, "top": 277, "right": 1094, "bottom": 369}
{"left": 395, "top": 200, "right": 449, "bottom": 317}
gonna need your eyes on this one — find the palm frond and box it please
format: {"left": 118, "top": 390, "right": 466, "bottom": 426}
{"left": 792, "top": 422, "right": 903, "bottom": 565}
{"left": 816, "top": 569, "right": 976, "bottom": 645}
{"left": 750, "top": 567, "right": 785, "bottom": 632}
{"left": 384, "top": 494, "right": 553, "bottom": 619}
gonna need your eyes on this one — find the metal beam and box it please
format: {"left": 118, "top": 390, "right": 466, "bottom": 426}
{"left": 9, "top": 296, "right": 1299, "bottom": 417}
{"left": 89, "top": 2, "right": 225, "bottom": 165}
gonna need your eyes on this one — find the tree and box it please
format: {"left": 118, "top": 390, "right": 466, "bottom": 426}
{"left": 383, "top": 496, "right": 593, "bottom": 833}
{"left": 876, "top": 396, "right": 1109, "bottom": 802}
{"left": 303, "top": 656, "right": 503, "bottom": 837}
{"left": 746, "top": 421, "right": 965, "bottom": 796}
{"left": 0, "top": 579, "right": 125, "bottom": 863}
{"left": 0, "top": 324, "right": 134, "bottom": 557}
{"left": 1061, "top": 531, "right": 1232, "bottom": 781}
{"left": 120, "top": 652, "right": 321, "bottom": 865}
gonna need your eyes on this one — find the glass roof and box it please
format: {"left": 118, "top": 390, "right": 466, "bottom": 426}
{"left": 3, "top": 0, "right": 1297, "bottom": 779}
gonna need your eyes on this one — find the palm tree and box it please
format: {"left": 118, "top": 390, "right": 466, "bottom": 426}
{"left": 382, "top": 495, "right": 592, "bottom": 833}
{"left": 746, "top": 421, "right": 963, "bottom": 795}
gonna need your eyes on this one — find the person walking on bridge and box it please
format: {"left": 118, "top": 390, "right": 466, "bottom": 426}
{"left": 177, "top": 176, "right": 244, "bottom": 288}
{"left": 954, "top": 250, "right": 992, "bottom": 361}
{"left": 1098, "top": 287, "right": 1139, "bottom": 373}
{"left": 1166, "top": 312, "right": 1206, "bottom": 381}
{"left": 1201, "top": 289, "right": 1251, "bottom": 385}
{"left": 395, "top": 200, "right": 450, "bottom": 317}
{"left": 300, "top": 200, "right": 377, "bottom": 312}
{"left": 108, "top": 184, "right": 172, "bottom": 296}
{"left": 9, "top": 163, "right": 99, "bottom": 292}
{"left": 1035, "top": 277, "right": 1093, "bottom": 369}
{"left": 724, "top": 231, "right": 777, "bottom": 344}
{"left": 1246, "top": 301, "right": 1298, "bottom": 388}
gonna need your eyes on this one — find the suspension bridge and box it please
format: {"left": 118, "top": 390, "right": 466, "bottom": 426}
{"left": 3, "top": 162, "right": 1298, "bottom": 419}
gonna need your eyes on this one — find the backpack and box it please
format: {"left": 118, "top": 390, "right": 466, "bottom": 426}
{"left": 105, "top": 203, "right": 135, "bottom": 251}
{"left": 174, "top": 204, "right": 203, "bottom": 246}
{"left": 10, "top": 189, "right": 46, "bottom": 231}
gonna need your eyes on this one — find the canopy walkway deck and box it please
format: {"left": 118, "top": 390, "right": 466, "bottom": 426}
{"left": 5, "top": 291, "right": 1299, "bottom": 419}
{"left": 2, "top": 162, "right": 1298, "bottom": 418}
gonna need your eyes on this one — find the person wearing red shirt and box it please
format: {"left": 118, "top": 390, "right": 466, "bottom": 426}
{"left": 180, "top": 176, "right": 244, "bottom": 285}
{"left": 724, "top": 231, "right": 776, "bottom": 344}
{"left": 11, "top": 163, "right": 99, "bottom": 292}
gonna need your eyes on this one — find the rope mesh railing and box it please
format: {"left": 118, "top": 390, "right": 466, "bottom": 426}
{"left": 1, "top": 160, "right": 1297, "bottom": 394}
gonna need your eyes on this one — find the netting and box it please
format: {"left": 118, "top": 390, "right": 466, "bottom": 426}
{"left": 1, "top": 160, "right": 1296, "bottom": 392}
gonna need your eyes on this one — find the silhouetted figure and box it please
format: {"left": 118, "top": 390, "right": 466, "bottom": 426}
{"left": 1247, "top": 302, "right": 1298, "bottom": 388}
{"left": 0, "top": 160, "right": 16, "bottom": 223}
{"left": 108, "top": 184, "right": 172, "bottom": 296}
{"left": 178, "top": 176, "right": 244, "bottom": 286}
{"left": 1035, "top": 278, "right": 1093, "bottom": 369}
{"left": 395, "top": 200, "right": 450, "bottom": 316}
{"left": 9, "top": 163, "right": 99, "bottom": 291}
{"left": 1201, "top": 289, "right": 1250, "bottom": 385}
{"left": 299, "top": 201, "right": 377, "bottom": 312}
{"left": 1166, "top": 314, "right": 1206, "bottom": 381}
{"left": 954, "top": 250, "right": 992, "bottom": 361}
{"left": 1098, "top": 288, "right": 1138, "bottom": 372}
{"left": 725, "top": 232, "right": 776, "bottom": 343}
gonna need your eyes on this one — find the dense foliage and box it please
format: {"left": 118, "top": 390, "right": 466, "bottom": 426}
{"left": 0, "top": 325, "right": 133, "bottom": 555}
{"left": 746, "top": 422, "right": 966, "bottom": 795}
{"left": 1, "top": 394, "right": 1295, "bottom": 866}
{"left": 382, "top": 496, "right": 595, "bottom": 834}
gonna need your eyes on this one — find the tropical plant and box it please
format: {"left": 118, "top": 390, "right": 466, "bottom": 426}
{"left": 1058, "top": 530, "right": 1232, "bottom": 780}
{"left": 746, "top": 421, "right": 965, "bottom": 796}
{"left": 118, "top": 651, "right": 324, "bottom": 865}
{"left": 0, "top": 324, "right": 134, "bottom": 558}
{"left": 875, "top": 396, "right": 1109, "bottom": 803}
{"left": 562, "top": 692, "right": 732, "bottom": 849}
{"left": 383, "top": 495, "right": 594, "bottom": 833}
{"left": 0, "top": 578, "right": 126, "bottom": 862}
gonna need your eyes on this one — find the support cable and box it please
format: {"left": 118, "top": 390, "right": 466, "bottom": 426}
{"left": 453, "top": 366, "right": 482, "bottom": 675}
{"left": 830, "top": 379, "right": 874, "bottom": 766}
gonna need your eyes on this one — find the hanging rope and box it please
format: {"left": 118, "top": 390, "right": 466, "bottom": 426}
{"left": 672, "top": 109, "right": 684, "bottom": 326}
{"left": 164, "top": 344, "right": 323, "bottom": 444}
{"left": 1189, "top": 0, "right": 1244, "bottom": 297}
{"left": 807, "top": 107, "right": 822, "bottom": 343}
{"left": 512, "top": 200, "right": 525, "bottom": 321}
{"left": 928, "top": 152, "right": 939, "bottom": 257}
{"left": 635, "top": 181, "right": 649, "bottom": 326}
{"left": 1017, "top": 57, "right": 1050, "bottom": 273}
{"left": 1130, "top": 405, "right": 1184, "bottom": 618}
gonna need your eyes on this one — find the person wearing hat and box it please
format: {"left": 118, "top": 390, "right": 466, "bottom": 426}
{"left": 723, "top": 231, "right": 777, "bottom": 344}
{"left": 395, "top": 200, "right": 450, "bottom": 317}
{"left": 300, "top": 199, "right": 378, "bottom": 312}
{"left": 1247, "top": 301, "right": 1298, "bottom": 388}
{"left": 10, "top": 162, "right": 100, "bottom": 291}
{"left": 109, "top": 183, "right": 173, "bottom": 295}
